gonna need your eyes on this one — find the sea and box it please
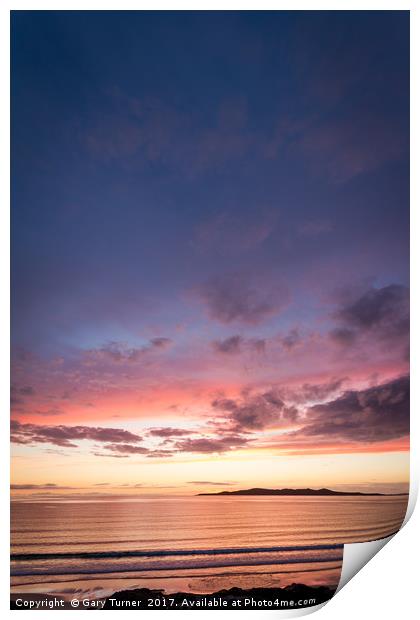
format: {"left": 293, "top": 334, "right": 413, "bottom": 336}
{"left": 11, "top": 495, "right": 408, "bottom": 600}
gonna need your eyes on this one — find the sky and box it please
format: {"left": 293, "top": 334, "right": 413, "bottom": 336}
{"left": 11, "top": 11, "right": 410, "bottom": 496}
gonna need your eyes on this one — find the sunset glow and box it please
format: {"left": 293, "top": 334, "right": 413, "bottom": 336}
{"left": 11, "top": 11, "right": 409, "bottom": 498}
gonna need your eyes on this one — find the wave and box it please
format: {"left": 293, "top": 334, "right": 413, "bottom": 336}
{"left": 11, "top": 543, "right": 342, "bottom": 562}
{"left": 13, "top": 564, "right": 343, "bottom": 587}
{"left": 11, "top": 555, "right": 344, "bottom": 577}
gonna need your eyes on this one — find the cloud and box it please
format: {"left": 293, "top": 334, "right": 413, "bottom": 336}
{"left": 105, "top": 444, "right": 150, "bottom": 455}
{"left": 212, "top": 388, "right": 298, "bottom": 431}
{"left": 10, "top": 385, "right": 35, "bottom": 406}
{"left": 83, "top": 93, "right": 259, "bottom": 177}
{"left": 187, "top": 481, "right": 236, "bottom": 486}
{"left": 212, "top": 335, "right": 243, "bottom": 354}
{"left": 18, "top": 386, "right": 35, "bottom": 396}
{"left": 11, "top": 483, "right": 73, "bottom": 490}
{"left": 86, "top": 337, "right": 172, "bottom": 363}
{"left": 11, "top": 420, "right": 143, "bottom": 448}
{"left": 193, "top": 210, "right": 277, "bottom": 255}
{"left": 250, "top": 338, "right": 266, "bottom": 354}
{"left": 148, "top": 427, "right": 193, "bottom": 438}
{"left": 280, "top": 329, "right": 302, "bottom": 351}
{"left": 174, "top": 435, "right": 249, "bottom": 454}
{"left": 84, "top": 95, "right": 183, "bottom": 164}
{"left": 329, "top": 327, "right": 357, "bottom": 346}
{"left": 92, "top": 452, "right": 129, "bottom": 458}
{"left": 146, "top": 449, "right": 176, "bottom": 458}
{"left": 296, "top": 378, "right": 347, "bottom": 403}
{"left": 84, "top": 86, "right": 406, "bottom": 185}
{"left": 294, "top": 109, "right": 407, "bottom": 183}
{"left": 298, "top": 375, "right": 409, "bottom": 442}
{"left": 337, "top": 284, "right": 408, "bottom": 329}
{"left": 32, "top": 408, "right": 63, "bottom": 417}
{"left": 212, "top": 335, "right": 268, "bottom": 355}
{"left": 298, "top": 219, "right": 333, "bottom": 237}
{"left": 211, "top": 329, "right": 302, "bottom": 356}
{"left": 149, "top": 337, "right": 172, "bottom": 349}
{"left": 331, "top": 284, "right": 409, "bottom": 347}
{"left": 197, "top": 274, "right": 289, "bottom": 325}
{"left": 277, "top": 377, "right": 347, "bottom": 406}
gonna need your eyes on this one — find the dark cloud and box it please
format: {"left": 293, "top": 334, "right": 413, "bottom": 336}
{"left": 174, "top": 435, "right": 249, "bottom": 454}
{"left": 10, "top": 394, "right": 23, "bottom": 407}
{"left": 197, "top": 274, "right": 289, "bottom": 325}
{"left": 18, "top": 386, "right": 35, "bottom": 396}
{"left": 149, "top": 337, "right": 172, "bottom": 349}
{"left": 299, "top": 375, "right": 409, "bottom": 442}
{"left": 87, "top": 337, "right": 172, "bottom": 363}
{"left": 11, "top": 420, "right": 143, "bottom": 448}
{"left": 212, "top": 336, "right": 267, "bottom": 355}
{"left": 250, "top": 338, "right": 266, "bottom": 354}
{"left": 11, "top": 385, "right": 35, "bottom": 406}
{"left": 280, "top": 329, "right": 302, "bottom": 351}
{"left": 212, "top": 335, "right": 242, "bottom": 354}
{"left": 232, "top": 378, "right": 346, "bottom": 409}
{"left": 148, "top": 427, "right": 193, "bottom": 438}
{"left": 338, "top": 285, "right": 408, "bottom": 329}
{"left": 329, "top": 327, "right": 357, "bottom": 346}
{"left": 332, "top": 285, "right": 409, "bottom": 347}
{"left": 212, "top": 388, "right": 298, "bottom": 431}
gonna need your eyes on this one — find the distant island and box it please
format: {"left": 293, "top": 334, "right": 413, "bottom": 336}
{"left": 197, "top": 487, "right": 408, "bottom": 497}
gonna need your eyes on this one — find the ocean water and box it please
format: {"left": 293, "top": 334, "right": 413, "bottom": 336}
{"left": 11, "top": 495, "right": 408, "bottom": 599}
